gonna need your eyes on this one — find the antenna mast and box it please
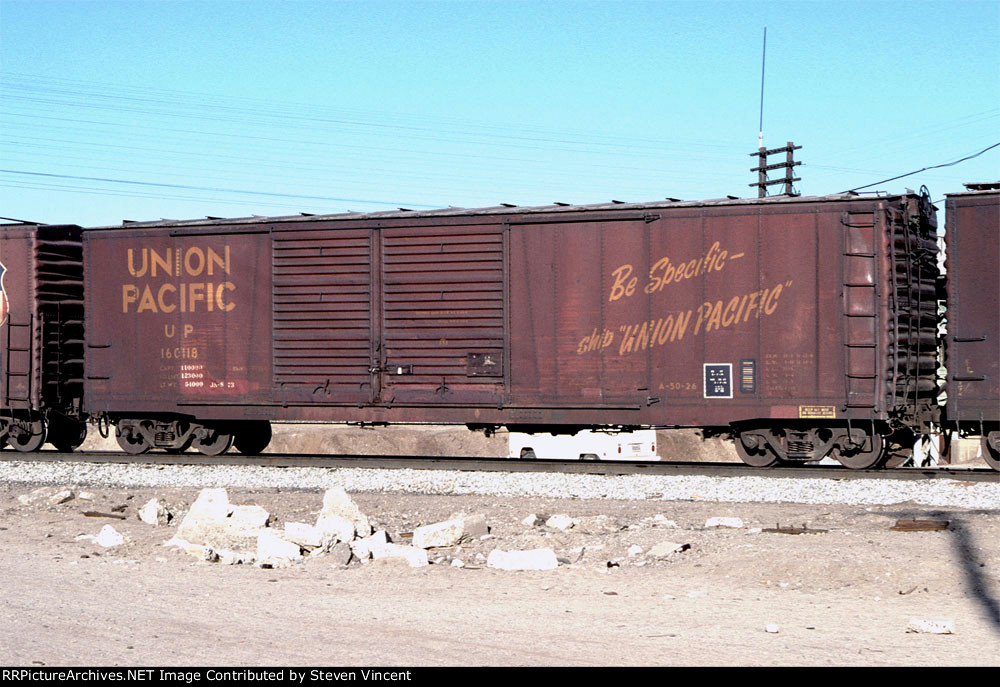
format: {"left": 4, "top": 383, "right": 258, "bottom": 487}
{"left": 758, "top": 26, "right": 766, "bottom": 150}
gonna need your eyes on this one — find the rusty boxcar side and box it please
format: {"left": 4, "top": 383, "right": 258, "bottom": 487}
{"left": 943, "top": 186, "right": 1000, "bottom": 468}
{"left": 0, "top": 223, "right": 87, "bottom": 451}
{"left": 81, "top": 191, "right": 940, "bottom": 466}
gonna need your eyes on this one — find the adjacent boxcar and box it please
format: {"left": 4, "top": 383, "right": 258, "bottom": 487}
{"left": 0, "top": 222, "right": 87, "bottom": 451}
{"left": 943, "top": 184, "right": 1000, "bottom": 469}
{"left": 81, "top": 191, "right": 940, "bottom": 467}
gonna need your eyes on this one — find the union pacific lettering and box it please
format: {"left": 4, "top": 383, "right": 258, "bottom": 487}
{"left": 121, "top": 245, "right": 236, "bottom": 314}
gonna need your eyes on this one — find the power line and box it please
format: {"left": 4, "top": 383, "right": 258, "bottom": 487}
{"left": 0, "top": 169, "right": 439, "bottom": 209}
{"left": 846, "top": 142, "right": 1000, "bottom": 193}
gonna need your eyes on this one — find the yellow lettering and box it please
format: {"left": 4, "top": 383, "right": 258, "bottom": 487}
{"left": 127, "top": 249, "right": 147, "bottom": 277}
{"left": 122, "top": 284, "right": 139, "bottom": 312}
{"left": 150, "top": 248, "right": 171, "bottom": 277}
{"left": 136, "top": 285, "right": 157, "bottom": 313}
{"left": 157, "top": 284, "right": 176, "bottom": 313}
{"left": 184, "top": 247, "right": 205, "bottom": 277}
{"left": 609, "top": 264, "right": 636, "bottom": 302}
{"left": 217, "top": 282, "right": 235, "bottom": 311}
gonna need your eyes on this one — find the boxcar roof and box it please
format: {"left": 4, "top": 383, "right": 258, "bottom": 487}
{"left": 82, "top": 190, "right": 919, "bottom": 231}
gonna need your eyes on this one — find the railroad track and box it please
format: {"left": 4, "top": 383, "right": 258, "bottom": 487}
{"left": 2, "top": 450, "right": 997, "bottom": 483}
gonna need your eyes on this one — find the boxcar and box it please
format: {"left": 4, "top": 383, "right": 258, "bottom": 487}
{"left": 80, "top": 191, "right": 940, "bottom": 467}
{"left": 943, "top": 185, "right": 1000, "bottom": 469}
{"left": 0, "top": 222, "right": 87, "bottom": 451}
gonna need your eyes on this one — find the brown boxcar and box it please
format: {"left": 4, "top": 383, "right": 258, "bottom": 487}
{"left": 0, "top": 222, "right": 87, "bottom": 451}
{"left": 81, "top": 191, "right": 940, "bottom": 466}
{"left": 943, "top": 185, "right": 1000, "bottom": 469}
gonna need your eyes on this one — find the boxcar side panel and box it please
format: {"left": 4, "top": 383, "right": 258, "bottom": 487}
{"left": 84, "top": 229, "right": 273, "bottom": 413}
{"left": 0, "top": 227, "right": 38, "bottom": 410}
{"left": 945, "top": 191, "right": 1000, "bottom": 422}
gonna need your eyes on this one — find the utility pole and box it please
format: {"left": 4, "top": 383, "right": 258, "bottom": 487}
{"left": 750, "top": 141, "right": 802, "bottom": 198}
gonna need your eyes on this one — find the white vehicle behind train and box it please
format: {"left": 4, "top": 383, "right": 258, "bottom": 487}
{"left": 508, "top": 430, "right": 659, "bottom": 461}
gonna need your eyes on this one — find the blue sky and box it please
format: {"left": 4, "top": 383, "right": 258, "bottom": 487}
{"left": 1, "top": 0, "right": 997, "bottom": 226}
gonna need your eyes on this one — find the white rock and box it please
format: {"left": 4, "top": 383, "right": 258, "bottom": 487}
{"left": 765, "top": 623, "right": 779, "bottom": 634}
{"left": 627, "top": 545, "right": 643, "bottom": 557}
{"left": 907, "top": 619, "right": 954, "bottom": 634}
{"left": 451, "top": 559, "right": 465, "bottom": 568}
{"left": 284, "top": 522, "right": 324, "bottom": 548}
{"left": 185, "top": 488, "right": 232, "bottom": 521}
{"left": 96, "top": 525, "right": 124, "bottom": 548}
{"left": 320, "top": 487, "right": 371, "bottom": 537}
{"left": 49, "top": 489, "right": 75, "bottom": 505}
{"left": 545, "top": 514, "right": 577, "bottom": 531}
{"left": 522, "top": 514, "right": 544, "bottom": 527}
{"left": 705, "top": 517, "right": 744, "bottom": 529}
{"left": 350, "top": 530, "right": 389, "bottom": 561}
{"left": 229, "top": 505, "right": 269, "bottom": 529}
{"left": 448, "top": 513, "right": 489, "bottom": 538}
{"left": 138, "top": 498, "right": 170, "bottom": 526}
{"left": 487, "top": 548, "right": 559, "bottom": 571}
{"left": 256, "top": 530, "right": 302, "bottom": 567}
{"left": 412, "top": 519, "right": 466, "bottom": 549}
{"left": 372, "top": 543, "right": 429, "bottom": 568}
{"left": 315, "top": 513, "right": 355, "bottom": 544}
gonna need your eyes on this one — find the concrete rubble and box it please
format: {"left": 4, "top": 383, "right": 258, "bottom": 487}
{"left": 138, "top": 498, "right": 171, "bottom": 526}
{"left": 906, "top": 619, "right": 955, "bottom": 634}
{"left": 18, "top": 486, "right": 76, "bottom": 507}
{"left": 487, "top": 548, "right": 559, "bottom": 571}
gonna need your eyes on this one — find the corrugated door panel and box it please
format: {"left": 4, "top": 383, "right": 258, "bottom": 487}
{"left": 380, "top": 225, "right": 504, "bottom": 405}
{"left": 842, "top": 213, "right": 878, "bottom": 407}
{"left": 272, "top": 229, "right": 373, "bottom": 403}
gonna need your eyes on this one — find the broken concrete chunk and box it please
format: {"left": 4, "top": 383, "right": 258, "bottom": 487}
{"left": 487, "top": 548, "right": 559, "bottom": 571}
{"left": 315, "top": 513, "right": 355, "bottom": 544}
{"left": 627, "top": 545, "right": 643, "bottom": 557}
{"left": 229, "top": 505, "right": 269, "bottom": 529}
{"left": 522, "top": 514, "right": 545, "bottom": 527}
{"left": 256, "top": 530, "right": 302, "bottom": 567}
{"left": 705, "top": 517, "right": 744, "bottom": 529}
{"left": 412, "top": 519, "right": 466, "bottom": 549}
{"left": 350, "top": 530, "right": 390, "bottom": 561}
{"left": 284, "top": 522, "right": 325, "bottom": 549}
{"left": 545, "top": 514, "right": 577, "bottom": 531}
{"left": 138, "top": 499, "right": 171, "bottom": 526}
{"left": 320, "top": 487, "right": 371, "bottom": 537}
{"left": 907, "top": 619, "right": 954, "bottom": 634}
{"left": 184, "top": 488, "right": 232, "bottom": 521}
{"left": 456, "top": 513, "right": 489, "bottom": 539}
{"left": 96, "top": 525, "right": 124, "bottom": 548}
{"left": 372, "top": 543, "right": 429, "bottom": 568}
{"left": 18, "top": 486, "right": 75, "bottom": 507}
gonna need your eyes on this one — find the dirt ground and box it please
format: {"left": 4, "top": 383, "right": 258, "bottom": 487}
{"left": 1, "top": 481, "right": 998, "bottom": 667}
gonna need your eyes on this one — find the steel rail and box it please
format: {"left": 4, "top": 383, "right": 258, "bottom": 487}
{"left": 1, "top": 450, "right": 997, "bottom": 483}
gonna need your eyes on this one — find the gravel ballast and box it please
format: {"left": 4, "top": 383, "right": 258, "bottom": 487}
{"left": 0, "top": 460, "right": 996, "bottom": 509}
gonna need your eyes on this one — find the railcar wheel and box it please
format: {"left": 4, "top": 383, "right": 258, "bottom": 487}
{"left": 9, "top": 424, "right": 46, "bottom": 453}
{"left": 49, "top": 421, "right": 88, "bottom": 453}
{"left": 234, "top": 421, "right": 272, "bottom": 455}
{"left": 834, "top": 432, "right": 886, "bottom": 470}
{"left": 734, "top": 432, "right": 781, "bottom": 467}
{"left": 983, "top": 433, "right": 1000, "bottom": 471}
{"left": 116, "top": 422, "right": 152, "bottom": 455}
{"left": 193, "top": 427, "right": 234, "bottom": 456}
